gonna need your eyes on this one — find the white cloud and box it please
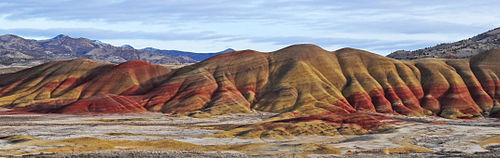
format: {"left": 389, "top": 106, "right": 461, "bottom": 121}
{"left": 0, "top": 0, "right": 498, "bottom": 54}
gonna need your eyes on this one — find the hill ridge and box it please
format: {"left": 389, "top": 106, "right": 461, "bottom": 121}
{"left": 388, "top": 27, "right": 500, "bottom": 59}
{"left": 0, "top": 34, "right": 197, "bottom": 66}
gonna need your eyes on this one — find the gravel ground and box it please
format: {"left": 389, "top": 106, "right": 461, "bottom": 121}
{"left": 0, "top": 113, "right": 499, "bottom": 157}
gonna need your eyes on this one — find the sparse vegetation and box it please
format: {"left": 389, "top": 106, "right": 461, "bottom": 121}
{"left": 1, "top": 114, "right": 499, "bottom": 157}
{"left": 388, "top": 27, "right": 500, "bottom": 59}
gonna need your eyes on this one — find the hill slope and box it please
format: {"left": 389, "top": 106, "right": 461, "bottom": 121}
{"left": 140, "top": 45, "right": 500, "bottom": 119}
{"left": 0, "top": 34, "right": 196, "bottom": 66}
{"left": 0, "top": 44, "right": 499, "bottom": 137}
{"left": 0, "top": 59, "right": 172, "bottom": 113}
{"left": 388, "top": 27, "right": 500, "bottom": 59}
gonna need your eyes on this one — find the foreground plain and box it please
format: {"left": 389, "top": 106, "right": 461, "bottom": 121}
{"left": 0, "top": 112, "right": 499, "bottom": 157}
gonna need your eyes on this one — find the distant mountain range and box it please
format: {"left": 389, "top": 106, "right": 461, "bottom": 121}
{"left": 4, "top": 26, "right": 499, "bottom": 66}
{"left": 388, "top": 27, "right": 500, "bottom": 59}
{"left": 0, "top": 34, "right": 232, "bottom": 66}
{"left": 144, "top": 48, "right": 234, "bottom": 61}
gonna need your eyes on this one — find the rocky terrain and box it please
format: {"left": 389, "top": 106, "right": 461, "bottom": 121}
{"left": 0, "top": 34, "right": 197, "bottom": 66}
{"left": 0, "top": 44, "right": 498, "bottom": 140}
{"left": 388, "top": 27, "right": 500, "bottom": 59}
{"left": 0, "top": 113, "right": 498, "bottom": 157}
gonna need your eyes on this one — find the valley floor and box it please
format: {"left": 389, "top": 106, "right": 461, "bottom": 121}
{"left": 0, "top": 112, "right": 499, "bottom": 157}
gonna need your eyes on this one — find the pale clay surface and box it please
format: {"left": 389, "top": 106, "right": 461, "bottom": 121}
{"left": 0, "top": 112, "right": 499, "bottom": 156}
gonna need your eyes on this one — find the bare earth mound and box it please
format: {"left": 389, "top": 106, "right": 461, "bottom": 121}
{"left": 0, "top": 44, "right": 499, "bottom": 140}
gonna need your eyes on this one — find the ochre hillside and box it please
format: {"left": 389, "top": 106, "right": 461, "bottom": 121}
{"left": 141, "top": 44, "right": 499, "bottom": 119}
{"left": 0, "top": 44, "right": 499, "bottom": 137}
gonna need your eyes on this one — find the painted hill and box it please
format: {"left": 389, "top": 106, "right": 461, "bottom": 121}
{"left": 144, "top": 47, "right": 235, "bottom": 61}
{"left": 0, "top": 59, "right": 171, "bottom": 113}
{"left": 141, "top": 45, "right": 499, "bottom": 119}
{"left": 0, "top": 34, "right": 196, "bottom": 66}
{"left": 0, "top": 44, "right": 499, "bottom": 137}
{"left": 388, "top": 27, "right": 500, "bottom": 59}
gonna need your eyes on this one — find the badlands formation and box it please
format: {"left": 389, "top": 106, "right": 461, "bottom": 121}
{"left": 0, "top": 44, "right": 499, "bottom": 156}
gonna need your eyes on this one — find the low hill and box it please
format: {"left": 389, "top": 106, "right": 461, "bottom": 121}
{"left": 0, "top": 58, "right": 172, "bottom": 113}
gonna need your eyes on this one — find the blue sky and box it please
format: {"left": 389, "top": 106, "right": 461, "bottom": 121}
{"left": 0, "top": 0, "right": 499, "bottom": 55}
